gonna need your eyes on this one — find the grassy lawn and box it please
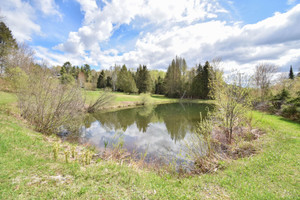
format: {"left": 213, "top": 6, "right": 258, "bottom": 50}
{"left": 0, "top": 91, "right": 299, "bottom": 199}
{"left": 84, "top": 90, "right": 212, "bottom": 106}
{"left": 84, "top": 90, "right": 181, "bottom": 108}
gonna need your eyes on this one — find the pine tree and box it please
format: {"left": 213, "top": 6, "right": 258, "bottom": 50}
{"left": 0, "top": 21, "right": 18, "bottom": 74}
{"left": 190, "top": 61, "right": 212, "bottom": 99}
{"left": 165, "top": 57, "right": 185, "bottom": 97}
{"left": 191, "top": 64, "right": 203, "bottom": 98}
{"left": 155, "top": 76, "right": 165, "bottom": 94}
{"left": 135, "top": 65, "right": 152, "bottom": 93}
{"left": 289, "top": 65, "right": 294, "bottom": 80}
{"left": 117, "top": 65, "right": 137, "bottom": 93}
{"left": 83, "top": 64, "right": 91, "bottom": 82}
{"left": 97, "top": 70, "right": 106, "bottom": 88}
{"left": 60, "top": 65, "right": 67, "bottom": 76}
{"left": 62, "top": 61, "right": 72, "bottom": 73}
{"left": 202, "top": 61, "right": 211, "bottom": 99}
{"left": 106, "top": 76, "right": 112, "bottom": 88}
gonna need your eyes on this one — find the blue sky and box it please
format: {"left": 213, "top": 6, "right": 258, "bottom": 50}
{"left": 1, "top": 0, "right": 300, "bottom": 74}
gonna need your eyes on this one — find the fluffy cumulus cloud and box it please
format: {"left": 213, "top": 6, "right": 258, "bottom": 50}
{"left": 32, "top": 0, "right": 62, "bottom": 17}
{"left": 50, "top": 0, "right": 300, "bottom": 73}
{"left": 53, "top": 0, "right": 232, "bottom": 68}
{"left": 1, "top": 0, "right": 41, "bottom": 42}
{"left": 2, "top": 0, "right": 300, "bottom": 73}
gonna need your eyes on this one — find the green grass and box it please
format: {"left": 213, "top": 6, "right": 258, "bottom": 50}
{"left": 0, "top": 91, "right": 299, "bottom": 199}
{"left": 0, "top": 91, "right": 17, "bottom": 105}
{"left": 84, "top": 90, "right": 183, "bottom": 108}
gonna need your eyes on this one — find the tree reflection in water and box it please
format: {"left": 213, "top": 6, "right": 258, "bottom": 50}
{"left": 69, "top": 103, "right": 213, "bottom": 163}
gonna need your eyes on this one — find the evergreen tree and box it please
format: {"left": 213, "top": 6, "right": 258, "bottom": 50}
{"left": 202, "top": 61, "right": 211, "bottom": 98}
{"left": 117, "top": 65, "right": 137, "bottom": 93}
{"left": 190, "top": 61, "right": 212, "bottom": 99}
{"left": 97, "top": 70, "right": 106, "bottom": 88}
{"left": 83, "top": 64, "right": 91, "bottom": 82}
{"left": 62, "top": 61, "right": 72, "bottom": 73}
{"left": 164, "top": 56, "right": 185, "bottom": 97}
{"left": 289, "top": 65, "right": 294, "bottom": 80}
{"left": 106, "top": 76, "right": 112, "bottom": 88}
{"left": 191, "top": 64, "right": 204, "bottom": 98}
{"left": 0, "top": 21, "right": 18, "bottom": 74}
{"left": 60, "top": 65, "right": 67, "bottom": 76}
{"left": 155, "top": 76, "right": 165, "bottom": 94}
{"left": 135, "top": 65, "right": 152, "bottom": 93}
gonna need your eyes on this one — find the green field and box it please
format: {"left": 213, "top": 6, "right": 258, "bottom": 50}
{"left": 0, "top": 91, "right": 299, "bottom": 199}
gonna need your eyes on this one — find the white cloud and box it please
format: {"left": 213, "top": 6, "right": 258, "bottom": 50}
{"left": 33, "top": 1, "right": 300, "bottom": 74}
{"left": 32, "top": 0, "right": 62, "bottom": 18}
{"left": 56, "top": 0, "right": 227, "bottom": 58}
{"left": 1, "top": 0, "right": 41, "bottom": 42}
{"left": 98, "top": 3, "right": 300, "bottom": 73}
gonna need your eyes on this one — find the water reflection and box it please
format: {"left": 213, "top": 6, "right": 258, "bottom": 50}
{"left": 70, "top": 103, "right": 213, "bottom": 162}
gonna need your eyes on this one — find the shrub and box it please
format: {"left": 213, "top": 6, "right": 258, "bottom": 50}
{"left": 282, "top": 104, "right": 300, "bottom": 122}
{"left": 84, "top": 82, "right": 97, "bottom": 91}
{"left": 17, "top": 67, "right": 84, "bottom": 135}
{"left": 87, "top": 91, "right": 115, "bottom": 113}
{"left": 210, "top": 71, "right": 252, "bottom": 144}
{"left": 140, "top": 93, "right": 152, "bottom": 105}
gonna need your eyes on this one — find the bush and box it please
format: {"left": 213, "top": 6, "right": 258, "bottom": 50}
{"left": 3, "top": 66, "right": 28, "bottom": 92}
{"left": 84, "top": 82, "right": 97, "bottom": 91}
{"left": 61, "top": 74, "right": 75, "bottom": 85}
{"left": 282, "top": 104, "right": 300, "bottom": 122}
{"left": 87, "top": 91, "right": 115, "bottom": 113}
{"left": 140, "top": 93, "right": 152, "bottom": 105}
{"left": 17, "top": 67, "right": 84, "bottom": 135}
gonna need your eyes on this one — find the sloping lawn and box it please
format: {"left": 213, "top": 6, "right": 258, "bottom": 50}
{"left": 0, "top": 91, "right": 299, "bottom": 199}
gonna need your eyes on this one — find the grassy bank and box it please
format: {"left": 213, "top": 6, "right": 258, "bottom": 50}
{"left": 84, "top": 90, "right": 212, "bottom": 110}
{"left": 0, "top": 91, "right": 299, "bottom": 199}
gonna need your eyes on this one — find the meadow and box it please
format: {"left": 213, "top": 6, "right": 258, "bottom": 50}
{"left": 0, "top": 91, "right": 299, "bottom": 199}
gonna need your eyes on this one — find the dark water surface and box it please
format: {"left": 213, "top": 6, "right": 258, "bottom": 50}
{"left": 67, "top": 103, "right": 212, "bottom": 163}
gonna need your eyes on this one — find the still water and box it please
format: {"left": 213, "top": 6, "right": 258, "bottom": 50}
{"left": 67, "top": 103, "right": 212, "bottom": 163}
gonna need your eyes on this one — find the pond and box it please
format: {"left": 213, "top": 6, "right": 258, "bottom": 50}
{"left": 65, "top": 103, "right": 213, "bottom": 165}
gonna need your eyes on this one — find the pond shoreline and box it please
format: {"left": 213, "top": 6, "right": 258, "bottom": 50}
{"left": 0, "top": 91, "right": 299, "bottom": 199}
{"left": 94, "top": 97, "right": 214, "bottom": 112}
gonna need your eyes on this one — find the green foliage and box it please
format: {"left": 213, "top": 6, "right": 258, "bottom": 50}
{"left": 97, "top": 70, "right": 106, "bottom": 88}
{"left": 185, "top": 110, "right": 214, "bottom": 170}
{"left": 87, "top": 91, "right": 115, "bottom": 113}
{"left": 289, "top": 65, "right": 294, "bottom": 80}
{"left": 106, "top": 76, "right": 112, "bottom": 88}
{"left": 191, "top": 61, "right": 213, "bottom": 99}
{"left": 135, "top": 65, "right": 152, "bottom": 93}
{"left": 164, "top": 56, "right": 186, "bottom": 97}
{"left": 210, "top": 72, "right": 252, "bottom": 143}
{"left": 61, "top": 73, "right": 75, "bottom": 85}
{"left": 268, "top": 78, "right": 300, "bottom": 121}
{"left": 4, "top": 67, "right": 28, "bottom": 92}
{"left": 139, "top": 93, "right": 152, "bottom": 105}
{"left": 64, "top": 150, "right": 70, "bottom": 163}
{"left": 154, "top": 76, "right": 166, "bottom": 94}
{"left": 17, "top": 67, "right": 84, "bottom": 135}
{"left": 0, "top": 91, "right": 299, "bottom": 199}
{"left": 82, "top": 64, "right": 91, "bottom": 82}
{"left": 0, "top": 21, "right": 18, "bottom": 74}
{"left": 117, "top": 65, "right": 138, "bottom": 93}
{"left": 71, "top": 146, "right": 76, "bottom": 158}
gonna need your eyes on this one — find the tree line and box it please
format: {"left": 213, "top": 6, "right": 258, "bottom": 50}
{"left": 58, "top": 56, "right": 217, "bottom": 99}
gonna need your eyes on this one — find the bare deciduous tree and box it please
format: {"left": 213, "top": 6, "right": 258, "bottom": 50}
{"left": 4, "top": 43, "right": 34, "bottom": 73}
{"left": 253, "top": 63, "right": 278, "bottom": 101}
